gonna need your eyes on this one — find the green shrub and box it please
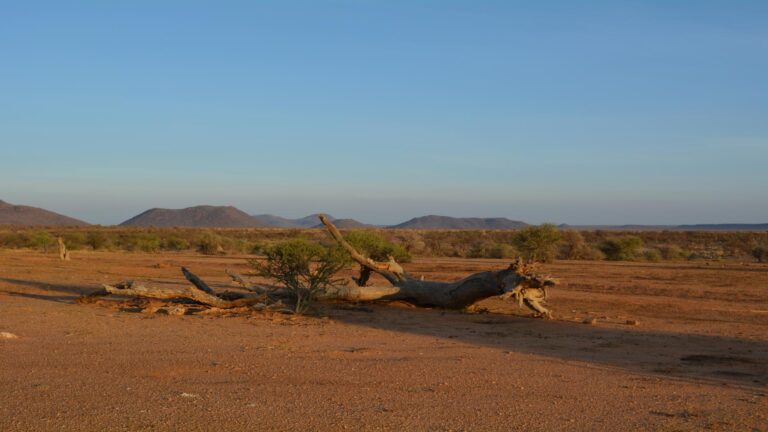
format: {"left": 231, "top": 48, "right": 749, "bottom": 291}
{"left": 196, "top": 232, "right": 225, "bottom": 255}
{"left": 162, "top": 236, "right": 190, "bottom": 251}
{"left": 250, "top": 239, "right": 349, "bottom": 314}
{"left": 600, "top": 236, "right": 643, "bottom": 261}
{"left": 512, "top": 223, "right": 561, "bottom": 262}
{"left": 658, "top": 244, "right": 687, "bottom": 260}
{"left": 345, "top": 230, "right": 412, "bottom": 263}
{"left": 86, "top": 232, "right": 113, "bottom": 250}
{"left": 488, "top": 243, "right": 516, "bottom": 259}
{"left": 29, "top": 230, "right": 55, "bottom": 252}
{"left": 249, "top": 242, "right": 265, "bottom": 255}
{"left": 643, "top": 249, "right": 661, "bottom": 262}
{"left": 0, "top": 232, "right": 30, "bottom": 248}
{"left": 753, "top": 246, "right": 767, "bottom": 263}
{"left": 60, "top": 232, "right": 87, "bottom": 250}
{"left": 122, "top": 233, "right": 161, "bottom": 252}
{"left": 558, "top": 230, "right": 597, "bottom": 260}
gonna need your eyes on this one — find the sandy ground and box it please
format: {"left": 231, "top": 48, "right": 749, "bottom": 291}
{"left": 1, "top": 250, "right": 766, "bottom": 431}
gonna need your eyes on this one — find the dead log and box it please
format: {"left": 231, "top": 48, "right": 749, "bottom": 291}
{"left": 318, "top": 214, "right": 556, "bottom": 314}
{"left": 181, "top": 267, "right": 215, "bottom": 294}
{"left": 89, "top": 268, "right": 268, "bottom": 309}
{"left": 101, "top": 280, "right": 240, "bottom": 308}
{"left": 225, "top": 269, "right": 271, "bottom": 294}
{"left": 57, "top": 237, "right": 70, "bottom": 261}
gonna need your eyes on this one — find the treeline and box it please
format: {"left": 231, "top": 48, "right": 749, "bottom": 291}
{"left": 0, "top": 225, "right": 766, "bottom": 263}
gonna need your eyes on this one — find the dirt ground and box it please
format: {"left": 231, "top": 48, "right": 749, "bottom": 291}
{"left": 1, "top": 250, "right": 766, "bottom": 431}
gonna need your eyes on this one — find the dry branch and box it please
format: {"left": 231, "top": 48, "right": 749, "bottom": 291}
{"left": 225, "top": 269, "right": 271, "bottom": 294}
{"left": 181, "top": 267, "right": 215, "bottom": 294}
{"left": 87, "top": 268, "right": 270, "bottom": 310}
{"left": 318, "top": 215, "right": 556, "bottom": 315}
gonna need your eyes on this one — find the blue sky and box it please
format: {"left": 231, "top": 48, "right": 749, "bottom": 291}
{"left": 1, "top": 1, "right": 766, "bottom": 225}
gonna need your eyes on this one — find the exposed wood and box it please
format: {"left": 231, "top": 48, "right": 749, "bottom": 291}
{"left": 225, "top": 269, "right": 270, "bottom": 294}
{"left": 57, "top": 237, "right": 70, "bottom": 261}
{"left": 81, "top": 264, "right": 297, "bottom": 310}
{"left": 181, "top": 267, "right": 215, "bottom": 294}
{"left": 98, "top": 280, "right": 266, "bottom": 309}
{"left": 318, "top": 215, "right": 556, "bottom": 315}
{"left": 318, "top": 214, "right": 402, "bottom": 285}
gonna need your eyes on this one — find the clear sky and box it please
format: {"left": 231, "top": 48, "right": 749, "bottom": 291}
{"left": 1, "top": 1, "right": 766, "bottom": 225}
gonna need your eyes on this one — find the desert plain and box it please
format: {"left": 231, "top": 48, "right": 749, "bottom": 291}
{"left": 1, "top": 250, "right": 766, "bottom": 431}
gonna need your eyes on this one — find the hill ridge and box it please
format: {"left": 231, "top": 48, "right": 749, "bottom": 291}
{"left": 0, "top": 199, "right": 89, "bottom": 226}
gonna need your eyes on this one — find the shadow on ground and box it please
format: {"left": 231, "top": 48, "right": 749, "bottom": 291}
{"left": 2, "top": 275, "right": 766, "bottom": 390}
{"left": 324, "top": 304, "right": 768, "bottom": 389}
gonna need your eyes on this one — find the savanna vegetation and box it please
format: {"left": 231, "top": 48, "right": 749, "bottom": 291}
{"left": 0, "top": 225, "right": 766, "bottom": 263}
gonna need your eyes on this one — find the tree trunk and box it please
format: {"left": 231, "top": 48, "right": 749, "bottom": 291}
{"left": 317, "top": 215, "right": 555, "bottom": 315}
{"left": 84, "top": 269, "right": 269, "bottom": 309}
{"left": 57, "top": 237, "right": 70, "bottom": 261}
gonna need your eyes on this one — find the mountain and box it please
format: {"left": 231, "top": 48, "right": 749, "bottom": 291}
{"left": 252, "top": 213, "right": 335, "bottom": 228}
{"left": 120, "top": 205, "right": 263, "bottom": 228}
{"left": 251, "top": 214, "right": 304, "bottom": 228}
{"left": 312, "top": 218, "right": 373, "bottom": 229}
{"left": 0, "top": 200, "right": 89, "bottom": 226}
{"left": 390, "top": 215, "right": 528, "bottom": 230}
{"left": 558, "top": 223, "right": 768, "bottom": 231}
{"left": 676, "top": 223, "right": 768, "bottom": 231}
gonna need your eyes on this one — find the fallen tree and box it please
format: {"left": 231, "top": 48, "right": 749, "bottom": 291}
{"left": 81, "top": 267, "right": 278, "bottom": 310}
{"left": 79, "top": 216, "right": 558, "bottom": 318}
{"left": 316, "top": 215, "right": 556, "bottom": 317}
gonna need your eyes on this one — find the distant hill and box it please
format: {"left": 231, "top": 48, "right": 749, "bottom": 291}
{"left": 251, "top": 214, "right": 303, "bottom": 228}
{"left": 253, "top": 213, "right": 335, "bottom": 228}
{"left": 0, "top": 200, "right": 89, "bottom": 226}
{"left": 391, "top": 215, "right": 528, "bottom": 230}
{"left": 120, "top": 205, "right": 263, "bottom": 228}
{"left": 559, "top": 223, "right": 768, "bottom": 232}
{"left": 312, "top": 218, "right": 373, "bottom": 229}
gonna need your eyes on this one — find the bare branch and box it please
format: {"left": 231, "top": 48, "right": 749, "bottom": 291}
{"left": 318, "top": 214, "right": 402, "bottom": 285}
{"left": 181, "top": 267, "right": 215, "bottom": 294}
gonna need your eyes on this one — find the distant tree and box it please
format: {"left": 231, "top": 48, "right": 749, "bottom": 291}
{"left": 558, "top": 230, "right": 607, "bottom": 260}
{"left": 162, "top": 236, "right": 190, "bottom": 251}
{"left": 86, "top": 232, "right": 113, "bottom": 250}
{"left": 600, "top": 236, "right": 643, "bottom": 261}
{"left": 512, "top": 224, "right": 561, "bottom": 262}
{"left": 196, "top": 232, "right": 225, "bottom": 255}
{"left": 29, "top": 230, "right": 54, "bottom": 252}
{"left": 753, "top": 246, "right": 767, "bottom": 263}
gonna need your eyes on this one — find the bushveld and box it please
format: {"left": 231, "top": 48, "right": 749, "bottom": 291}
{"left": 0, "top": 225, "right": 766, "bottom": 263}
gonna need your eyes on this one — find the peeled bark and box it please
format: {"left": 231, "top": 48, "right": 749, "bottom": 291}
{"left": 317, "top": 214, "right": 554, "bottom": 312}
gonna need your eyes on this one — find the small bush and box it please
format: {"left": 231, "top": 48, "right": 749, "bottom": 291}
{"left": 753, "top": 246, "right": 767, "bottom": 263}
{"left": 249, "top": 242, "right": 265, "bottom": 255}
{"left": 658, "top": 244, "right": 687, "bottom": 261}
{"left": 0, "top": 232, "right": 32, "bottom": 248}
{"left": 600, "top": 236, "right": 643, "bottom": 261}
{"left": 643, "top": 249, "right": 661, "bottom": 262}
{"left": 488, "top": 243, "right": 516, "bottom": 259}
{"left": 558, "top": 230, "right": 598, "bottom": 260}
{"left": 512, "top": 223, "right": 561, "bottom": 262}
{"left": 162, "top": 236, "right": 190, "bottom": 251}
{"left": 86, "top": 232, "right": 113, "bottom": 250}
{"left": 250, "top": 239, "right": 349, "bottom": 314}
{"left": 122, "top": 233, "right": 161, "bottom": 252}
{"left": 61, "top": 232, "right": 87, "bottom": 250}
{"left": 196, "top": 232, "right": 225, "bottom": 255}
{"left": 29, "top": 230, "right": 55, "bottom": 252}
